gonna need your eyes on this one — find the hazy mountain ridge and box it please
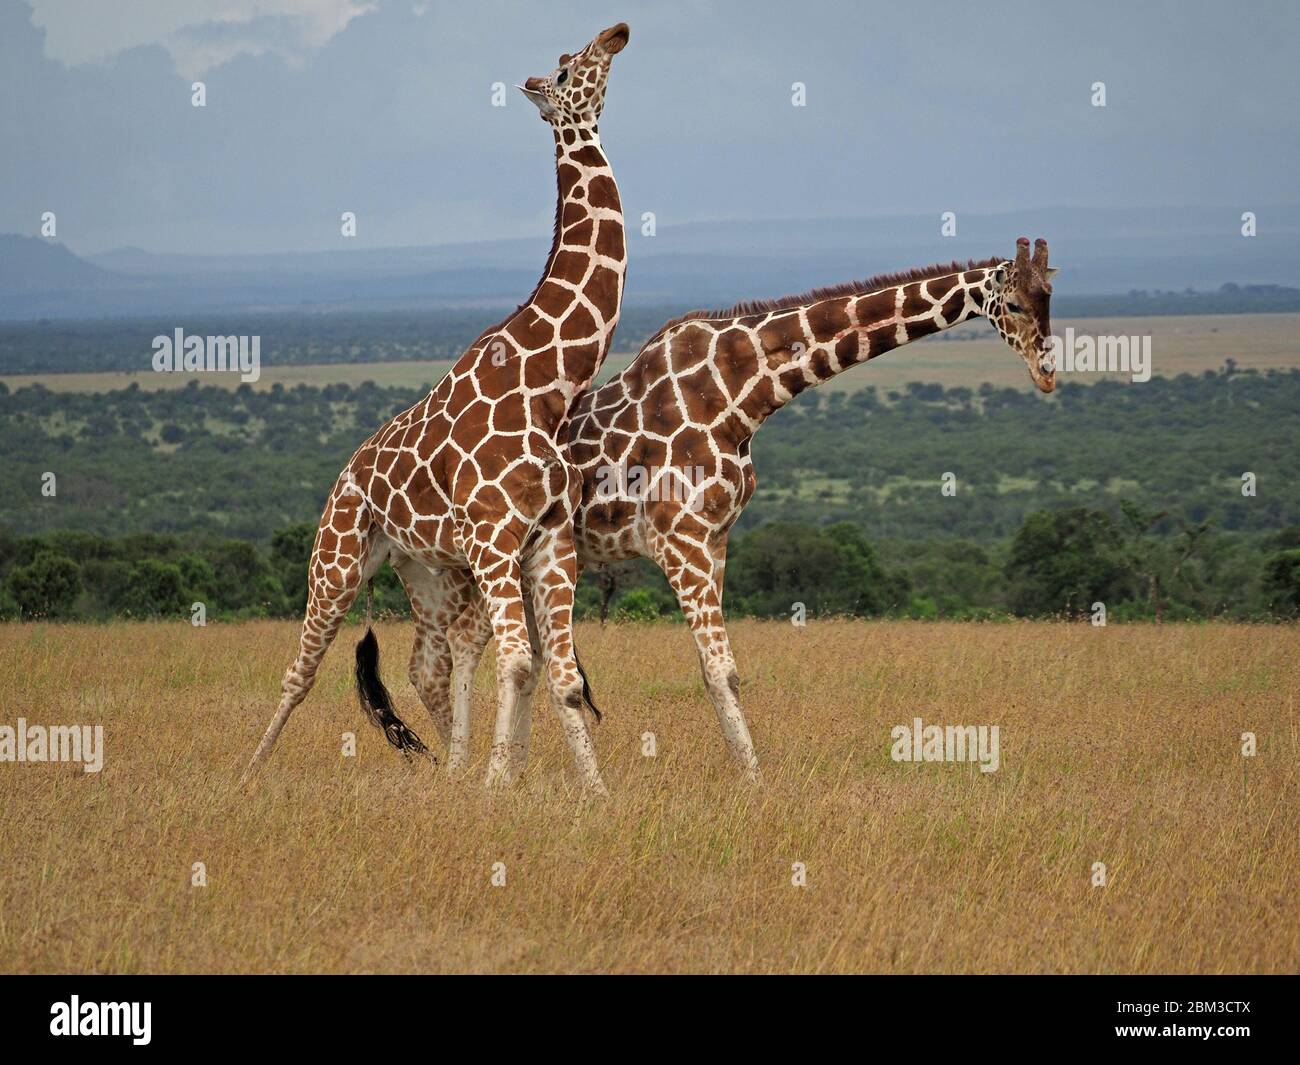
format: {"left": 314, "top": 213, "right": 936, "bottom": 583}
{"left": 3, "top": 205, "right": 1299, "bottom": 320}
{"left": 0, "top": 235, "right": 113, "bottom": 293}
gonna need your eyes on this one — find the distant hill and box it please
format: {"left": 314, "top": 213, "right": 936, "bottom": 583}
{"left": 0, "top": 234, "right": 112, "bottom": 293}
{"left": 2, "top": 204, "right": 1300, "bottom": 319}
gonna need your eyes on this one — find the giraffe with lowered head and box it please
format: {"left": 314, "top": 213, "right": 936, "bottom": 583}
{"left": 434, "top": 238, "right": 1058, "bottom": 783}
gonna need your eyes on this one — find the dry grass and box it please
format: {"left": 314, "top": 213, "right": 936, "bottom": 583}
{"left": 0, "top": 619, "right": 1296, "bottom": 974}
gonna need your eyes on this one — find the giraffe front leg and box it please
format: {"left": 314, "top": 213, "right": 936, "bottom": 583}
{"left": 497, "top": 596, "right": 544, "bottom": 785}
{"left": 469, "top": 547, "right": 535, "bottom": 790}
{"left": 527, "top": 544, "right": 607, "bottom": 795}
{"left": 658, "top": 540, "right": 760, "bottom": 783}
{"left": 445, "top": 581, "right": 494, "bottom": 774}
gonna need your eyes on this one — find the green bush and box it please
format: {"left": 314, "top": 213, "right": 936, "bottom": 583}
{"left": 1005, "top": 508, "right": 1132, "bottom": 617}
{"left": 614, "top": 587, "right": 661, "bottom": 622}
{"left": 1262, "top": 549, "right": 1300, "bottom": 617}
{"left": 6, "top": 550, "right": 83, "bottom": 619}
{"left": 118, "top": 560, "right": 189, "bottom": 618}
{"left": 726, "top": 521, "right": 907, "bottom": 617}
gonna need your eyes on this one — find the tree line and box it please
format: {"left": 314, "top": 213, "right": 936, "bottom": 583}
{"left": 1, "top": 363, "right": 1296, "bottom": 622}
{"left": 2, "top": 367, "right": 1297, "bottom": 546}
{"left": 3, "top": 509, "right": 1297, "bottom": 623}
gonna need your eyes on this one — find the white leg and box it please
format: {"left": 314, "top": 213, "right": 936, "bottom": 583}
{"left": 659, "top": 541, "right": 760, "bottom": 782}
{"left": 446, "top": 585, "right": 494, "bottom": 774}
{"left": 526, "top": 545, "right": 606, "bottom": 794}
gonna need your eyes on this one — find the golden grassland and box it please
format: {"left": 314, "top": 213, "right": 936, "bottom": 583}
{"left": 4, "top": 312, "right": 1298, "bottom": 394}
{"left": 0, "top": 619, "right": 1296, "bottom": 974}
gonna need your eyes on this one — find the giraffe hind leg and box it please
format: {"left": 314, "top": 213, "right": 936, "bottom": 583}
{"left": 394, "top": 557, "right": 483, "bottom": 756}
{"left": 242, "top": 486, "right": 424, "bottom": 783}
{"left": 243, "top": 562, "right": 366, "bottom": 782}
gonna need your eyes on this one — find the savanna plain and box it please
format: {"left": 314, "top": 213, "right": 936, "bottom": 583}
{"left": 1, "top": 618, "right": 1295, "bottom": 974}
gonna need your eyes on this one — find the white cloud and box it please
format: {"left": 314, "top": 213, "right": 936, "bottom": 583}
{"left": 25, "top": 0, "right": 375, "bottom": 77}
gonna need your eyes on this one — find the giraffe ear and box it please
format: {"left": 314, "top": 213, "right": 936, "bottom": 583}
{"left": 1045, "top": 267, "right": 1060, "bottom": 280}
{"left": 596, "top": 23, "right": 630, "bottom": 56}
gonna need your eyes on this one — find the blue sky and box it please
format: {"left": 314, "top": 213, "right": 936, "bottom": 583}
{"left": 3, "top": 0, "right": 1297, "bottom": 254}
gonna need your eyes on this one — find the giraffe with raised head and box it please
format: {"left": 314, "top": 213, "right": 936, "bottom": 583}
{"left": 243, "top": 22, "right": 631, "bottom": 794}
{"left": 437, "top": 238, "right": 1058, "bottom": 783}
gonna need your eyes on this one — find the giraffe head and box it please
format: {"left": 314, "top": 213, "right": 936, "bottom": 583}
{"left": 518, "top": 22, "right": 629, "bottom": 130}
{"left": 989, "top": 237, "right": 1059, "bottom": 393}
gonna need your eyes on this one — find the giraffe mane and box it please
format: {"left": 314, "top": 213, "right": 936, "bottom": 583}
{"left": 468, "top": 143, "right": 572, "bottom": 351}
{"left": 646, "top": 256, "right": 1007, "bottom": 343}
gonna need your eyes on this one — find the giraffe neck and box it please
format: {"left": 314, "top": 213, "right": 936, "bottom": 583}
{"left": 521, "top": 125, "right": 625, "bottom": 424}
{"left": 723, "top": 266, "right": 1000, "bottom": 430}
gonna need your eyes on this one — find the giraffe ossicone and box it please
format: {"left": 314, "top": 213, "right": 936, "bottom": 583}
{"left": 242, "top": 23, "right": 632, "bottom": 795}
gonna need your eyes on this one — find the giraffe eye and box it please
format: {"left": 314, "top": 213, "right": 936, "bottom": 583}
{"left": 1006, "top": 300, "right": 1024, "bottom": 315}
{"left": 556, "top": 68, "right": 569, "bottom": 85}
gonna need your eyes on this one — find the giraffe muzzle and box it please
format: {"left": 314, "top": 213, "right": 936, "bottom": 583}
{"left": 518, "top": 78, "right": 555, "bottom": 117}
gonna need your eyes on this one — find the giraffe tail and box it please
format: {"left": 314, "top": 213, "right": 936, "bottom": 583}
{"left": 573, "top": 646, "right": 601, "bottom": 724}
{"left": 355, "top": 627, "right": 434, "bottom": 761}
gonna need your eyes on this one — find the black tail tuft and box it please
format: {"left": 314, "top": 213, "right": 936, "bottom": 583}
{"left": 573, "top": 647, "right": 601, "bottom": 724}
{"left": 355, "top": 627, "right": 433, "bottom": 761}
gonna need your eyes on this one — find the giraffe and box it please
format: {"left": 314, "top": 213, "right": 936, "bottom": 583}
{"left": 436, "top": 238, "right": 1058, "bottom": 783}
{"left": 242, "top": 22, "right": 631, "bottom": 794}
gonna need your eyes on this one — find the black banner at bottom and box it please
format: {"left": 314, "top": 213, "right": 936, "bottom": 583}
{"left": 0, "top": 974, "right": 1292, "bottom": 1052}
